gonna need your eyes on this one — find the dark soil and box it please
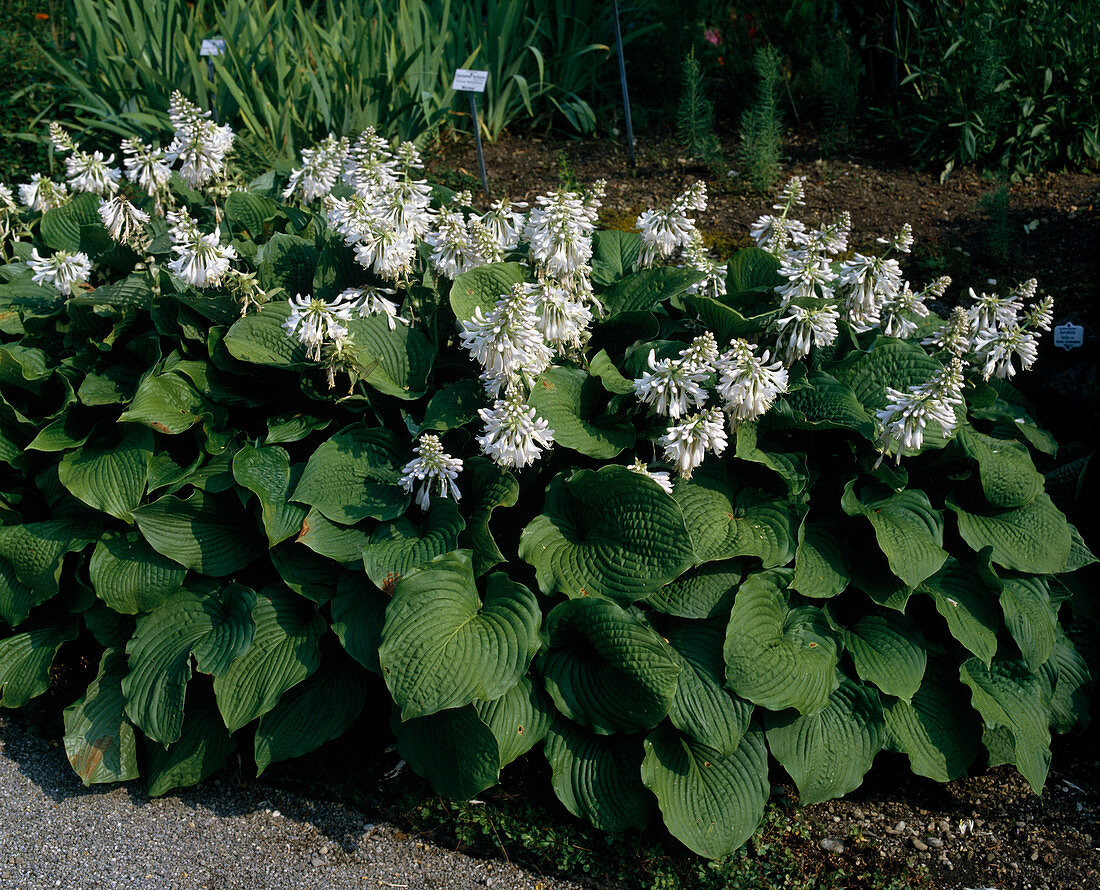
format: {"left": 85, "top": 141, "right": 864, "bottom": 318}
{"left": 426, "top": 131, "right": 1100, "bottom": 445}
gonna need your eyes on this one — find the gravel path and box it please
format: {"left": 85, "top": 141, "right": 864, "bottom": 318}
{"left": 0, "top": 719, "right": 585, "bottom": 890}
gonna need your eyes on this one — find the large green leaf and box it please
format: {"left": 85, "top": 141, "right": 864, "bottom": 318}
{"left": 947, "top": 493, "right": 1071, "bottom": 575}
{"left": 329, "top": 572, "right": 388, "bottom": 674}
{"left": 213, "top": 587, "right": 325, "bottom": 732}
{"left": 765, "top": 680, "right": 884, "bottom": 805}
{"left": 342, "top": 312, "right": 435, "bottom": 400}
{"left": 63, "top": 648, "right": 140, "bottom": 785}
{"left": 959, "top": 657, "right": 1051, "bottom": 793}
{"left": 223, "top": 300, "right": 309, "bottom": 367}
{"left": 0, "top": 521, "right": 98, "bottom": 626}
{"left": 645, "top": 561, "right": 741, "bottom": 619}
{"left": 362, "top": 499, "right": 465, "bottom": 589}
{"left": 145, "top": 696, "right": 236, "bottom": 797}
{"left": 883, "top": 659, "right": 980, "bottom": 783}
{"left": 118, "top": 371, "right": 206, "bottom": 434}
{"left": 396, "top": 705, "right": 502, "bottom": 801}
{"left": 88, "top": 530, "right": 187, "bottom": 615}
{"left": 999, "top": 575, "right": 1056, "bottom": 671}
{"left": 673, "top": 475, "right": 797, "bottom": 568}
{"left": 791, "top": 519, "right": 849, "bottom": 599}
{"left": 601, "top": 267, "right": 704, "bottom": 315}
{"left": 379, "top": 551, "right": 540, "bottom": 720}
{"left": 1045, "top": 628, "right": 1091, "bottom": 734}
{"left": 723, "top": 571, "right": 838, "bottom": 715}
{"left": 521, "top": 466, "right": 694, "bottom": 603}
{"left": 780, "top": 371, "right": 874, "bottom": 435}
{"left": 420, "top": 379, "right": 486, "bottom": 432}
{"left": 959, "top": 428, "right": 1044, "bottom": 509}
{"left": 684, "top": 294, "right": 780, "bottom": 343}
{"left": 231, "top": 444, "right": 308, "bottom": 547}
{"left": 450, "top": 262, "right": 526, "bottom": 320}
{"left": 726, "top": 246, "right": 782, "bottom": 292}
{"left": 918, "top": 557, "right": 1000, "bottom": 665}
{"left": 123, "top": 584, "right": 256, "bottom": 744}
{"left": 472, "top": 676, "right": 553, "bottom": 769}
{"left": 591, "top": 229, "right": 642, "bottom": 286}
{"left": 842, "top": 481, "right": 946, "bottom": 588}
{"left": 841, "top": 610, "right": 926, "bottom": 701}
{"left": 0, "top": 624, "right": 77, "bottom": 708}
{"left": 255, "top": 652, "right": 370, "bottom": 775}
{"left": 292, "top": 427, "right": 408, "bottom": 524}
{"left": 269, "top": 542, "right": 341, "bottom": 602}
{"left": 734, "top": 422, "right": 810, "bottom": 497}
{"left": 527, "top": 366, "right": 634, "bottom": 459}
{"left": 58, "top": 427, "right": 153, "bottom": 522}
{"left": 258, "top": 232, "right": 318, "bottom": 295}
{"left": 295, "top": 510, "right": 370, "bottom": 567}
{"left": 543, "top": 720, "right": 653, "bottom": 832}
{"left": 133, "top": 491, "right": 265, "bottom": 577}
{"left": 666, "top": 620, "right": 753, "bottom": 755}
{"left": 225, "top": 190, "right": 282, "bottom": 242}
{"left": 41, "top": 193, "right": 102, "bottom": 251}
{"left": 641, "top": 724, "right": 769, "bottom": 858}
{"left": 540, "top": 598, "right": 680, "bottom": 734}
{"left": 463, "top": 456, "right": 519, "bottom": 576}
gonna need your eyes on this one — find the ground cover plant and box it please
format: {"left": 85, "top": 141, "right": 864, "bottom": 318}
{"left": 0, "top": 99, "right": 1094, "bottom": 859}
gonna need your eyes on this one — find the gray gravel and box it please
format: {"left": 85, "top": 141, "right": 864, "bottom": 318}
{"left": 0, "top": 719, "right": 585, "bottom": 890}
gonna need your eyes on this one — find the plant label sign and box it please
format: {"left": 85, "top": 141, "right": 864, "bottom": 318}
{"left": 452, "top": 69, "right": 488, "bottom": 93}
{"left": 1053, "top": 323, "right": 1084, "bottom": 351}
{"left": 200, "top": 38, "right": 227, "bottom": 57}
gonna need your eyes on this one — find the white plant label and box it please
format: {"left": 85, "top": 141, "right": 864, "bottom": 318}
{"left": 1053, "top": 323, "right": 1084, "bottom": 351}
{"left": 452, "top": 69, "right": 488, "bottom": 92}
{"left": 200, "top": 38, "right": 227, "bottom": 57}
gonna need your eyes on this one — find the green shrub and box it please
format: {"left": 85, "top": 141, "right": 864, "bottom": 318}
{"left": 0, "top": 113, "right": 1094, "bottom": 860}
{"left": 677, "top": 49, "right": 723, "bottom": 169}
{"left": 739, "top": 46, "right": 783, "bottom": 191}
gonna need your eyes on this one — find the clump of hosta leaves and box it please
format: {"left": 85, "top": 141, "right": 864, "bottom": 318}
{"left": 0, "top": 106, "right": 1095, "bottom": 860}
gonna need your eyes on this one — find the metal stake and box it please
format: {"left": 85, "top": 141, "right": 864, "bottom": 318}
{"left": 611, "top": 0, "right": 635, "bottom": 168}
{"left": 469, "top": 92, "right": 490, "bottom": 196}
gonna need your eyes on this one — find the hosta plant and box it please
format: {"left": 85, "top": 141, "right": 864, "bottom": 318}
{"left": 0, "top": 100, "right": 1094, "bottom": 859}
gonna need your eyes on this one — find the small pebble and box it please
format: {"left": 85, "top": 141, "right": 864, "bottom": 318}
{"left": 819, "top": 839, "right": 845, "bottom": 854}
{"left": 927, "top": 837, "right": 944, "bottom": 849}
{"left": 910, "top": 838, "right": 929, "bottom": 852}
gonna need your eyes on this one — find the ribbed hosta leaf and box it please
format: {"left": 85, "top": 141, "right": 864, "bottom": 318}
{"left": 213, "top": 588, "right": 325, "bottom": 732}
{"left": 602, "top": 267, "right": 703, "bottom": 315}
{"left": 450, "top": 262, "right": 526, "bottom": 320}
{"left": 791, "top": 519, "right": 849, "bottom": 599}
{"left": 379, "top": 551, "right": 540, "bottom": 720}
{"left": 959, "top": 428, "right": 1044, "bottom": 509}
{"left": 842, "top": 481, "right": 946, "bottom": 588}
{"left": 726, "top": 247, "right": 782, "bottom": 293}
{"left": 541, "top": 598, "right": 681, "bottom": 734}
{"left": 270, "top": 542, "right": 341, "bottom": 603}
{"left": 258, "top": 232, "right": 317, "bottom": 295}
{"left": 88, "top": 531, "right": 186, "bottom": 615}
{"left": 146, "top": 697, "right": 235, "bottom": 797}
{"left": 292, "top": 427, "right": 408, "bottom": 524}
{"left": 1064, "top": 525, "right": 1097, "bottom": 572}
{"left": 734, "top": 422, "right": 810, "bottom": 497}
{"left": 224, "top": 300, "right": 308, "bottom": 367}
{"left": 118, "top": 371, "right": 206, "bottom": 434}
{"left": 464, "top": 456, "right": 519, "bottom": 576}
{"left": 642, "top": 723, "right": 769, "bottom": 858}
{"left": 0, "top": 521, "right": 98, "bottom": 626}
{"left": 591, "top": 230, "right": 642, "bottom": 286}
{"left": 295, "top": 510, "right": 371, "bottom": 567}
{"left": 883, "top": 659, "right": 980, "bottom": 782}
{"left": 673, "top": 475, "right": 797, "bottom": 568}
{"left": 959, "top": 657, "right": 1051, "bottom": 792}
{"left": 947, "top": 493, "right": 1071, "bottom": 575}
{"left": 999, "top": 576, "right": 1056, "bottom": 671}
{"left": 842, "top": 610, "right": 926, "bottom": 702}
{"left": 232, "top": 444, "right": 307, "bottom": 547}
{"left": 58, "top": 427, "right": 152, "bottom": 522}
{"left": 527, "top": 366, "right": 634, "bottom": 458}
{"left": 473, "top": 676, "right": 553, "bottom": 768}
{"left": 123, "top": 584, "right": 256, "bottom": 744}
{"left": 342, "top": 312, "right": 435, "bottom": 400}
{"left": 133, "top": 491, "right": 265, "bottom": 577}
{"left": 254, "top": 651, "right": 369, "bottom": 775}
{"left": 397, "top": 705, "right": 502, "bottom": 800}
{"left": 918, "top": 558, "right": 1000, "bottom": 665}
{"left": 362, "top": 499, "right": 464, "bottom": 589}
{"left": 543, "top": 720, "right": 653, "bottom": 832}
{"left": 520, "top": 466, "right": 694, "bottom": 603}
{"left": 420, "top": 379, "right": 485, "bottom": 432}
{"left": 645, "top": 561, "right": 741, "bottom": 619}
{"left": 724, "top": 571, "right": 838, "bottom": 715}
{"left": 41, "top": 193, "right": 102, "bottom": 251}
{"left": 1045, "top": 628, "right": 1091, "bottom": 733}
{"left": 588, "top": 348, "right": 634, "bottom": 394}
{"left": 63, "top": 648, "right": 140, "bottom": 785}
{"left": 666, "top": 621, "right": 753, "bottom": 755}
{"left": 684, "top": 294, "right": 779, "bottom": 344}
{"left": 781, "top": 370, "right": 874, "bottom": 434}
{"left": 329, "top": 572, "right": 387, "bottom": 674}
{"left": 765, "top": 680, "right": 884, "bottom": 805}
{"left": 0, "top": 624, "right": 77, "bottom": 708}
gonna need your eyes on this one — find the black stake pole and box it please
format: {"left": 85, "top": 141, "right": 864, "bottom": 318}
{"left": 469, "top": 92, "right": 490, "bottom": 196}
{"left": 611, "top": 0, "right": 635, "bottom": 169}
